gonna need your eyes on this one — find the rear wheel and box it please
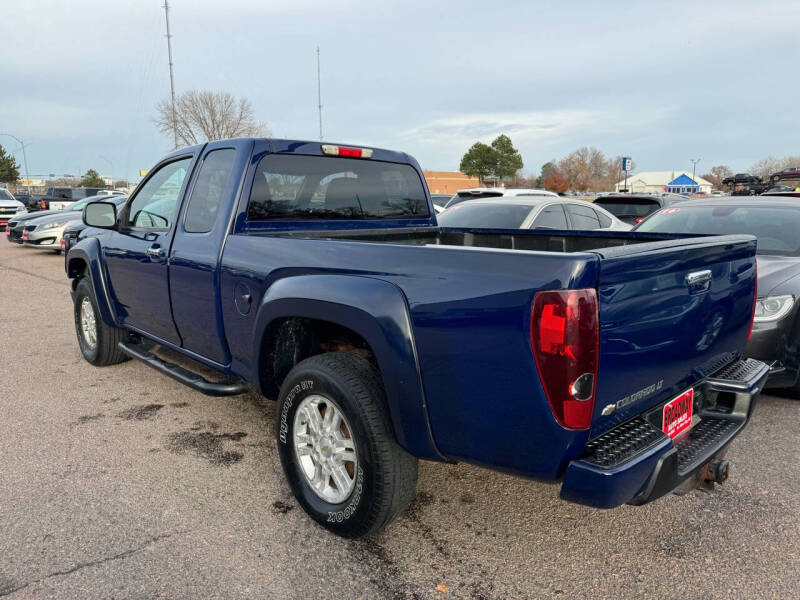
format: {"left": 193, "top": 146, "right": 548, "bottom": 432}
{"left": 73, "top": 278, "right": 129, "bottom": 366}
{"left": 276, "top": 352, "right": 418, "bottom": 538}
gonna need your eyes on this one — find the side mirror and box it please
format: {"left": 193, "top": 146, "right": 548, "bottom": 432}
{"left": 83, "top": 201, "right": 118, "bottom": 229}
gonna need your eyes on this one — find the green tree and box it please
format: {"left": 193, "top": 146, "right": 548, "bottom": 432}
{"left": 80, "top": 169, "right": 106, "bottom": 188}
{"left": 490, "top": 134, "right": 523, "bottom": 180}
{"left": 0, "top": 144, "right": 20, "bottom": 184}
{"left": 459, "top": 142, "right": 496, "bottom": 184}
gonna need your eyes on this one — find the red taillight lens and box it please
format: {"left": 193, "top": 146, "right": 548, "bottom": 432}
{"left": 40, "top": 200, "right": 45, "bottom": 209}
{"left": 531, "top": 289, "right": 599, "bottom": 430}
{"left": 321, "top": 144, "right": 373, "bottom": 158}
{"left": 338, "top": 146, "right": 363, "bottom": 157}
{"left": 635, "top": 217, "right": 644, "bottom": 223}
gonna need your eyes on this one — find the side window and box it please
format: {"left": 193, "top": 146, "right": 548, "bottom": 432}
{"left": 184, "top": 149, "right": 236, "bottom": 233}
{"left": 532, "top": 205, "right": 568, "bottom": 229}
{"left": 566, "top": 204, "right": 601, "bottom": 230}
{"left": 126, "top": 157, "right": 192, "bottom": 230}
{"left": 595, "top": 208, "right": 612, "bottom": 228}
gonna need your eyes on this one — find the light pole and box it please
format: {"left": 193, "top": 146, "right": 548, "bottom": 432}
{"left": 690, "top": 158, "right": 701, "bottom": 189}
{"left": 0, "top": 133, "right": 31, "bottom": 193}
{"left": 100, "top": 155, "right": 114, "bottom": 188}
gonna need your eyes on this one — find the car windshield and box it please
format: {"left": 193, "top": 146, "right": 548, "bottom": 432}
{"left": 636, "top": 204, "right": 800, "bottom": 256}
{"left": 437, "top": 203, "right": 532, "bottom": 229}
{"left": 595, "top": 198, "right": 659, "bottom": 218}
{"left": 0, "top": 189, "right": 14, "bottom": 200}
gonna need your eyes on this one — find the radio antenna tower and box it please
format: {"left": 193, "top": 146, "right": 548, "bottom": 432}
{"left": 163, "top": 0, "right": 178, "bottom": 149}
{"left": 317, "top": 47, "right": 323, "bottom": 141}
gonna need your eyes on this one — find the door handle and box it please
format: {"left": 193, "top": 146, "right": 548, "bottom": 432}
{"left": 686, "top": 269, "right": 712, "bottom": 294}
{"left": 146, "top": 244, "right": 165, "bottom": 259}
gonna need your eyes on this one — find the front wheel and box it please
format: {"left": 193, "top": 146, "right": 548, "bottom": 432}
{"left": 73, "top": 278, "right": 129, "bottom": 366}
{"left": 276, "top": 352, "right": 418, "bottom": 538}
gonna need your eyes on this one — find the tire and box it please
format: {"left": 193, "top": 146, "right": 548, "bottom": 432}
{"left": 73, "top": 277, "right": 129, "bottom": 366}
{"left": 784, "top": 375, "right": 800, "bottom": 400}
{"left": 276, "top": 352, "right": 418, "bottom": 538}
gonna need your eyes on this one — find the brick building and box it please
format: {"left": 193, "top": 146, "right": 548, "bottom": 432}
{"left": 423, "top": 170, "right": 480, "bottom": 194}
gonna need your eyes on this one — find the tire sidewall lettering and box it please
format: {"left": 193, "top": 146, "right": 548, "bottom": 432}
{"left": 327, "top": 466, "right": 364, "bottom": 523}
{"left": 279, "top": 379, "right": 313, "bottom": 444}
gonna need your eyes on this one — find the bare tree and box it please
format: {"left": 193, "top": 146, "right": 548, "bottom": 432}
{"left": 701, "top": 165, "right": 734, "bottom": 189}
{"left": 556, "top": 147, "right": 623, "bottom": 191}
{"left": 750, "top": 155, "right": 800, "bottom": 180}
{"left": 155, "top": 90, "right": 269, "bottom": 147}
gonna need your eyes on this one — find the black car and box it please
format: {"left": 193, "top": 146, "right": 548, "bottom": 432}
{"left": 592, "top": 193, "right": 686, "bottom": 225}
{"left": 37, "top": 186, "right": 106, "bottom": 211}
{"left": 61, "top": 195, "right": 127, "bottom": 253}
{"left": 634, "top": 196, "right": 800, "bottom": 396}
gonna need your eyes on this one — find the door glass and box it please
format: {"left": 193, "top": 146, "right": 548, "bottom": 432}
{"left": 595, "top": 209, "right": 612, "bottom": 228}
{"left": 184, "top": 149, "right": 236, "bottom": 233}
{"left": 566, "top": 204, "right": 601, "bottom": 229}
{"left": 532, "top": 205, "right": 568, "bottom": 229}
{"left": 127, "top": 157, "right": 192, "bottom": 230}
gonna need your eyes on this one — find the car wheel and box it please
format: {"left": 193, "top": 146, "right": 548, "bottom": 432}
{"left": 73, "top": 277, "right": 129, "bottom": 366}
{"left": 276, "top": 352, "right": 418, "bottom": 538}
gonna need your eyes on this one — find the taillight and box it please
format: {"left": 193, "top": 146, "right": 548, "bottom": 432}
{"left": 40, "top": 200, "right": 46, "bottom": 209}
{"left": 321, "top": 144, "right": 373, "bottom": 158}
{"left": 531, "top": 289, "right": 599, "bottom": 430}
{"left": 635, "top": 217, "right": 644, "bottom": 223}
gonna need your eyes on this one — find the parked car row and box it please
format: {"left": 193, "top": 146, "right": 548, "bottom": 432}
{"left": 5, "top": 194, "right": 127, "bottom": 253}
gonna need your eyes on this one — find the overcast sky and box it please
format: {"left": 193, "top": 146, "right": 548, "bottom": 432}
{"left": 2, "top": 0, "right": 798, "bottom": 181}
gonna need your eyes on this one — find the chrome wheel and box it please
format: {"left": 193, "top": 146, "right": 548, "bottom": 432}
{"left": 79, "top": 297, "right": 97, "bottom": 349}
{"left": 293, "top": 394, "right": 358, "bottom": 504}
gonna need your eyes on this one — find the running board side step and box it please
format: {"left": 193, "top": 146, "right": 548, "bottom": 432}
{"left": 118, "top": 341, "right": 249, "bottom": 397}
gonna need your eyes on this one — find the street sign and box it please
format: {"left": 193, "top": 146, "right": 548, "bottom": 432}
{"left": 622, "top": 157, "right": 633, "bottom": 172}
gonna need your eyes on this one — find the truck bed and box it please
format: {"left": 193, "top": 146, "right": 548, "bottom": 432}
{"left": 274, "top": 225, "right": 697, "bottom": 254}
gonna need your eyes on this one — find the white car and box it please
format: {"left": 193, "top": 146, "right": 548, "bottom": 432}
{"left": 443, "top": 187, "right": 558, "bottom": 209}
{"left": 437, "top": 197, "right": 632, "bottom": 231}
{"left": 0, "top": 188, "right": 27, "bottom": 230}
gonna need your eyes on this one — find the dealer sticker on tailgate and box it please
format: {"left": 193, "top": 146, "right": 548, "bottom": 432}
{"left": 662, "top": 389, "right": 693, "bottom": 438}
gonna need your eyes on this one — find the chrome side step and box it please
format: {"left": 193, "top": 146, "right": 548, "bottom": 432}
{"left": 118, "top": 341, "right": 249, "bottom": 397}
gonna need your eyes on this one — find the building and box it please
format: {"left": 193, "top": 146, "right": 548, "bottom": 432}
{"left": 615, "top": 171, "right": 713, "bottom": 194}
{"left": 423, "top": 170, "right": 480, "bottom": 194}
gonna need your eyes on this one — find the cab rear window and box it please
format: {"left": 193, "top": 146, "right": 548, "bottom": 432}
{"left": 246, "top": 155, "right": 430, "bottom": 221}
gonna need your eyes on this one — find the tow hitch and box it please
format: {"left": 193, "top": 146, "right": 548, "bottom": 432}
{"left": 699, "top": 458, "right": 730, "bottom": 490}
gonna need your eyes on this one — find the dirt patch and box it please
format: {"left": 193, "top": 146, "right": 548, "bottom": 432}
{"left": 271, "top": 500, "right": 294, "bottom": 514}
{"left": 72, "top": 413, "right": 104, "bottom": 426}
{"left": 117, "top": 404, "right": 164, "bottom": 421}
{"left": 165, "top": 429, "right": 247, "bottom": 466}
{"left": 170, "top": 402, "right": 190, "bottom": 408}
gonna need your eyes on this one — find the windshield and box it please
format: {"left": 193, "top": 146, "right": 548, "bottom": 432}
{"left": 595, "top": 199, "right": 659, "bottom": 218}
{"left": 437, "top": 203, "right": 532, "bottom": 229}
{"left": 636, "top": 204, "right": 800, "bottom": 256}
{"left": 0, "top": 189, "right": 14, "bottom": 201}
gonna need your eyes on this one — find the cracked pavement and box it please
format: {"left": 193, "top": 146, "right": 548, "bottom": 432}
{"left": 1, "top": 243, "right": 798, "bottom": 599}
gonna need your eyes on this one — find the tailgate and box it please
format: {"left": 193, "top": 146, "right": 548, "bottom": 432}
{"left": 590, "top": 235, "right": 757, "bottom": 437}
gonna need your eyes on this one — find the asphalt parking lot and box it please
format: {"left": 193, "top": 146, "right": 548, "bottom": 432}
{"left": 0, "top": 242, "right": 798, "bottom": 600}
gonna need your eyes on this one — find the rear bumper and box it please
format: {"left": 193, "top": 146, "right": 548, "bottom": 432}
{"left": 560, "top": 358, "right": 769, "bottom": 508}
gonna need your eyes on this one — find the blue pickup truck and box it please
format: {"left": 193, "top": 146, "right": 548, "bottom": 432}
{"left": 66, "top": 138, "right": 768, "bottom": 538}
